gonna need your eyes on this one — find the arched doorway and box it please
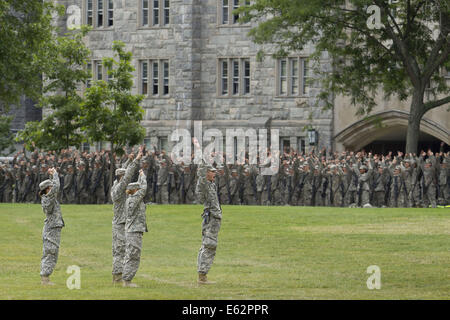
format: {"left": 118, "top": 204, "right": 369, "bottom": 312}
{"left": 334, "top": 110, "right": 449, "bottom": 154}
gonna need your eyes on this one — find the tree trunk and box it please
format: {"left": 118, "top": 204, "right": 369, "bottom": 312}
{"left": 405, "top": 90, "right": 425, "bottom": 154}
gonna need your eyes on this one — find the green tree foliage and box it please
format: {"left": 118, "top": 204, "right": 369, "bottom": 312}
{"left": 17, "top": 27, "right": 91, "bottom": 152}
{"left": 239, "top": 0, "right": 449, "bottom": 153}
{"left": 82, "top": 41, "right": 146, "bottom": 156}
{"left": 0, "top": 1, "right": 62, "bottom": 153}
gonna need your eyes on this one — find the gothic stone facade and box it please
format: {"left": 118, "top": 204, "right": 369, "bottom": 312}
{"left": 55, "top": 0, "right": 334, "bottom": 153}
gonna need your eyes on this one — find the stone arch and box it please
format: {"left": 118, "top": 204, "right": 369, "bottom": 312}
{"left": 334, "top": 110, "right": 450, "bottom": 151}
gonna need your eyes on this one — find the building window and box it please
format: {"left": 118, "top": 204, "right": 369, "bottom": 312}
{"left": 220, "top": 0, "right": 250, "bottom": 25}
{"left": 86, "top": 62, "right": 92, "bottom": 88}
{"left": 83, "top": 0, "right": 113, "bottom": 28}
{"left": 144, "top": 138, "right": 152, "bottom": 150}
{"left": 107, "top": 0, "right": 114, "bottom": 26}
{"left": 140, "top": 0, "right": 169, "bottom": 27}
{"left": 218, "top": 58, "right": 251, "bottom": 97}
{"left": 158, "top": 136, "right": 168, "bottom": 151}
{"left": 139, "top": 59, "right": 170, "bottom": 97}
{"left": 141, "top": 61, "right": 148, "bottom": 95}
{"left": 95, "top": 61, "right": 103, "bottom": 81}
{"left": 87, "top": 0, "right": 93, "bottom": 26}
{"left": 277, "top": 57, "right": 309, "bottom": 96}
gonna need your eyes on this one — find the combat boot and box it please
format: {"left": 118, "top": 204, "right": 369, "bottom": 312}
{"left": 198, "top": 273, "right": 215, "bottom": 285}
{"left": 122, "top": 280, "right": 139, "bottom": 288}
{"left": 41, "top": 276, "right": 55, "bottom": 286}
{"left": 112, "top": 273, "right": 122, "bottom": 285}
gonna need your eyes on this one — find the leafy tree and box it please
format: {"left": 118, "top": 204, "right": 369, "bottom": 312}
{"left": 82, "top": 40, "right": 146, "bottom": 156}
{"left": 239, "top": 0, "right": 449, "bottom": 153}
{"left": 0, "top": 1, "right": 62, "bottom": 153}
{"left": 17, "top": 27, "right": 91, "bottom": 152}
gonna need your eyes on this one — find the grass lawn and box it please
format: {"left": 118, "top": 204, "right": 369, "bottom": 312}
{"left": 0, "top": 203, "right": 448, "bottom": 299}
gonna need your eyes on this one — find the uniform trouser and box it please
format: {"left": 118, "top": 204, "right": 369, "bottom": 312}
{"left": 40, "top": 226, "right": 62, "bottom": 277}
{"left": 359, "top": 190, "right": 370, "bottom": 206}
{"left": 373, "top": 191, "right": 385, "bottom": 207}
{"left": 422, "top": 185, "right": 437, "bottom": 208}
{"left": 112, "top": 223, "right": 126, "bottom": 275}
{"left": 438, "top": 184, "right": 449, "bottom": 205}
{"left": 197, "top": 215, "right": 221, "bottom": 275}
{"left": 344, "top": 190, "right": 357, "bottom": 206}
{"left": 122, "top": 231, "right": 143, "bottom": 281}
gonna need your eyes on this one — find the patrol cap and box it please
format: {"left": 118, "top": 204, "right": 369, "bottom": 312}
{"left": 41, "top": 163, "right": 48, "bottom": 168}
{"left": 78, "top": 161, "right": 86, "bottom": 167}
{"left": 39, "top": 179, "right": 53, "bottom": 191}
{"left": 115, "top": 168, "right": 126, "bottom": 176}
{"left": 126, "top": 182, "right": 140, "bottom": 190}
{"left": 425, "top": 158, "right": 432, "bottom": 164}
{"left": 231, "top": 168, "right": 238, "bottom": 173}
{"left": 360, "top": 165, "right": 368, "bottom": 170}
{"left": 206, "top": 165, "right": 217, "bottom": 172}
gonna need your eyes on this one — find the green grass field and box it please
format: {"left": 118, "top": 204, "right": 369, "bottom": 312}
{"left": 0, "top": 203, "right": 449, "bottom": 299}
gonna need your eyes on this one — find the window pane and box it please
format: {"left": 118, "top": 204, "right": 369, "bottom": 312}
{"left": 164, "top": 0, "right": 169, "bottom": 25}
{"left": 96, "top": 62, "right": 103, "bottom": 81}
{"left": 302, "top": 59, "right": 309, "bottom": 95}
{"left": 97, "top": 0, "right": 103, "bottom": 27}
{"left": 232, "top": 0, "right": 239, "bottom": 24}
{"left": 142, "top": 0, "right": 149, "bottom": 25}
{"left": 141, "top": 61, "right": 148, "bottom": 95}
{"left": 291, "top": 59, "right": 299, "bottom": 95}
{"left": 163, "top": 61, "right": 169, "bottom": 95}
{"left": 108, "top": 0, "right": 113, "bottom": 26}
{"left": 152, "top": 61, "right": 159, "bottom": 95}
{"left": 86, "top": 62, "right": 92, "bottom": 88}
{"left": 153, "top": 0, "right": 159, "bottom": 25}
{"left": 222, "top": 0, "right": 228, "bottom": 24}
{"left": 87, "top": 0, "right": 93, "bottom": 25}
{"left": 244, "top": 59, "right": 250, "bottom": 94}
{"left": 221, "top": 60, "right": 228, "bottom": 95}
{"left": 232, "top": 60, "right": 239, "bottom": 95}
{"left": 280, "top": 59, "right": 287, "bottom": 95}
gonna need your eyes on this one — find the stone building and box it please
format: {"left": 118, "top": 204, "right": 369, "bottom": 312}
{"left": 52, "top": 0, "right": 448, "bottom": 155}
{"left": 55, "top": 0, "right": 334, "bottom": 155}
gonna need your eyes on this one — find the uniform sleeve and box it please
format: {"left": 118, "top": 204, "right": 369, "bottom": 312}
{"left": 47, "top": 172, "right": 60, "bottom": 197}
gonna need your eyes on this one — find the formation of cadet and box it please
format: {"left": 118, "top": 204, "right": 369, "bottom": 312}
{"left": 1, "top": 143, "right": 449, "bottom": 208}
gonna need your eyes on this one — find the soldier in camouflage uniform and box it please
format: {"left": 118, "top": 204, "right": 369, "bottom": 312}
{"left": 39, "top": 168, "right": 65, "bottom": 285}
{"left": 419, "top": 151, "right": 438, "bottom": 208}
{"left": 156, "top": 159, "right": 169, "bottom": 204}
{"left": 195, "top": 161, "right": 222, "bottom": 285}
{"left": 90, "top": 159, "right": 105, "bottom": 204}
{"left": 228, "top": 168, "right": 240, "bottom": 205}
{"left": 111, "top": 149, "right": 142, "bottom": 285}
{"left": 122, "top": 169, "right": 148, "bottom": 288}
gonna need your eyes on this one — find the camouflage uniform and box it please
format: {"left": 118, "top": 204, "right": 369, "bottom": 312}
{"left": 196, "top": 164, "right": 222, "bottom": 276}
{"left": 40, "top": 172, "right": 65, "bottom": 278}
{"left": 122, "top": 173, "right": 148, "bottom": 283}
{"left": 111, "top": 159, "right": 138, "bottom": 278}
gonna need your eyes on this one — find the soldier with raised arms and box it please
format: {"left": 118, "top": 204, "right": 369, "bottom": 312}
{"left": 194, "top": 138, "right": 222, "bottom": 285}
{"left": 110, "top": 146, "right": 143, "bottom": 285}
{"left": 122, "top": 168, "right": 148, "bottom": 287}
{"left": 38, "top": 167, "right": 65, "bottom": 285}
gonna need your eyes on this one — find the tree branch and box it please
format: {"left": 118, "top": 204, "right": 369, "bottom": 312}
{"left": 424, "top": 95, "right": 450, "bottom": 111}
